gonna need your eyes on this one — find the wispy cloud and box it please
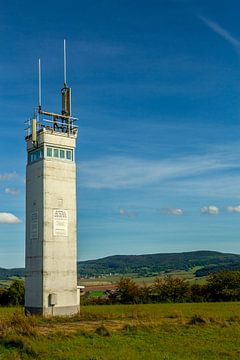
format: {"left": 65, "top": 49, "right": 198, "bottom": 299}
{"left": 226, "top": 205, "right": 240, "bottom": 213}
{"left": 78, "top": 149, "right": 240, "bottom": 190}
{"left": 171, "top": 174, "right": 240, "bottom": 200}
{"left": 0, "top": 213, "right": 21, "bottom": 224}
{"left": 0, "top": 172, "right": 17, "bottom": 181}
{"left": 198, "top": 15, "right": 240, "bottom": 53}
{"left": 5, "top": 188, "right": 20, "bottom": 196}
{"left": 201, "top": 205, "right": 220, "bottom": 215}
{"left": 119, "top": 208, "right": 139, "bottom": 218}
{"left": 160, "top": 208, "right": 183, "bottom": 216}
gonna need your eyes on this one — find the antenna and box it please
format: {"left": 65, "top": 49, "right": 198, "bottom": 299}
{"left": 38, "top": 58, "right": 42, "bottom": 110}
{"left": 64, "top": 39, "right": 67, "bottom": 86}
{"left": 61, "top": 39, "right": 71, "bottom": 117}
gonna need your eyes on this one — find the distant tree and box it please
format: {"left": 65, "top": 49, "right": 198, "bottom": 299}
{"left": 151, "top": 276, "right": 190, "bottom": 302}
{"left": 0, "top": 287, "right": 9, "bottom": 305}
{"left": 7, "top": 280, "right": 25, "bottom": 305}
{"left": 189, "top": 284, "right": 210, "bottom": 302}
{"left": 116, "top": 277, "right": 141, "bottom": 304}
{"left": 0, "top": 280, "right": 25, "bottom": 306}
{"left": 207, "top": 271, "right": 240, "bottom": 301}
{"left": 139, "top": 282, "right": 152, "bottom": 304}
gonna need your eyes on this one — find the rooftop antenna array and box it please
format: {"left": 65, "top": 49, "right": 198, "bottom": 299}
{"left": 26, "top": 39, "right": 78, "bottom": 141}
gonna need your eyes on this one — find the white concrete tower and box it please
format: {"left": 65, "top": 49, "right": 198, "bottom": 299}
{"left": 25, "top": 41, "right": 79, "bottom": 316}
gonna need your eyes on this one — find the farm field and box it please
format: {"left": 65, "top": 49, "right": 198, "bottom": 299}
{"left": 79, "top": 268, "right": 207, "bottom": 297}
{"left": 0, "top": 303, "right": 240, "bottom": 359}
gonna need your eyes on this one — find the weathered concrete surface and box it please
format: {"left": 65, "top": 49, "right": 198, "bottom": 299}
{"left": 25, "top": 130, "right": 79, "bottom": 316}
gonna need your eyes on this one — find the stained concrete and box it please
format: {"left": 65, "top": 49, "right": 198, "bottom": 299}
{"left": 25, "top": 129, "right": 79, "bottom": 316}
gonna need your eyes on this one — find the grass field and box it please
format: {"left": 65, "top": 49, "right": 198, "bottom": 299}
{"left": 79, "top": 266, "right": 207, "bottom": 287}
{"left": 1, "top": 303, "right": 240, "bottom": 359}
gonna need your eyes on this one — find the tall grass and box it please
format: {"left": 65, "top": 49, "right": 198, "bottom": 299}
{"left": 0, "top": 303, "right": 240, "bottom": 359}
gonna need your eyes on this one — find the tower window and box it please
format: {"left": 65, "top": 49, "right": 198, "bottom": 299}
{"left": 66, "top": 150, "right": 72, "bottom": 160}
{"left": 47, "top": 147, "right": 52, "bottom": 157}
{"left": 28, "top": 147, "right": 44, "bottom": 164}
{"left": 54, "top": 149, "right": 59, "bottom": 158}
{"left": 29, "top": 146, "right": 73, "bottom": 163}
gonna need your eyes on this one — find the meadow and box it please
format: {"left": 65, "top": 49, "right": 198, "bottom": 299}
{"left": 0, "top": 302, "right": 240, "bottom": 359}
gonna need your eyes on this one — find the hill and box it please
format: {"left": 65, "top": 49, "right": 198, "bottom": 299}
{"left": 1, "top": 251, "right": 240, "bottom": 279}
{"left": 77, "top": 250, "right": 240, "bottom": 277}
{"left": 0, "top": 267, "right": 25, "bottom": 280}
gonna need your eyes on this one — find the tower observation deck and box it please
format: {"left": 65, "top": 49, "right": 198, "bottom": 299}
{"left": 25, "top": 41, "right": 80, "bottom": 316}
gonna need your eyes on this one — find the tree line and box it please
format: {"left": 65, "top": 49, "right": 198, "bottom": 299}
{"left": 84, "top": 270, "right": 240, "bottom": 305}
{"left": 1, "top": 270, "right": 240, "bottom": 306}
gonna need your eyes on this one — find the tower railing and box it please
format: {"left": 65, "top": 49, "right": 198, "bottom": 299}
{"left": 25, "top": 109, "right": 78, "bottom": 139}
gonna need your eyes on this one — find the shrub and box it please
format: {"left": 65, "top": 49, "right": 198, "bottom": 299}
{"left": 115, "top": 278, "right": 141, "bottom": 304}
{"left": 151, "top": 276, "right": 190, "bottom": 303}
{"left": 95, "top": 325, "right": 111, "bottom": 337}
{"left": 7, "top": 280, "right": 25, "bottom": 305}
{"left": 189, "top": 284, "right": 210, "bottom": 302}
{"left": 188, "top": 314, "right": 207, "bottom": 325}
{"left": 207, "top": 271, "right": 240, "bottom": 301}
{"left": 0, "top": 280, "right": 25, "bottom": 306}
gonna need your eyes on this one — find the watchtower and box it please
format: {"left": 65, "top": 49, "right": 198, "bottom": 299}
{"left": 25, "top": 41, "right": 79, "bottom": 316}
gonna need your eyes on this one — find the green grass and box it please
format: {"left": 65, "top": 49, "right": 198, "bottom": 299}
{"left": 1, "top": 303, "right": 240, "bottom": 359}
{"left": 88, "top": 290, "right": 105, "bottom": 298}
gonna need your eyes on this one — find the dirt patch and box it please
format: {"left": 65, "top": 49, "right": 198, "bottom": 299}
{"left": 84, "top": 284, "right": 117, "bottom": 292}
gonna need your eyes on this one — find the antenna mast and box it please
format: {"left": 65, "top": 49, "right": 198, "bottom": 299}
{"left": 38, "top": 58, "right": 42, "bottom": 111}
{"left": 61, "top": 39, "right": 71, "bottom": 117}
{"left": 64, "top": 39, "right": 67, "bottom": 86}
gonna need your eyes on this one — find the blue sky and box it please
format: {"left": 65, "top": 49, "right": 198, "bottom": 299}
{"left": 1, "top": 0, "right": 240, "bottom": 268}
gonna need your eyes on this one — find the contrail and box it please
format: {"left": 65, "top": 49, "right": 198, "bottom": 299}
{"left": 198, "top": 15, "right": 240, "bottom": 53}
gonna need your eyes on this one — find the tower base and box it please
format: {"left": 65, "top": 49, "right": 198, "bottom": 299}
{"left": 25, "top": 305, "right": 80, "bottom": 317}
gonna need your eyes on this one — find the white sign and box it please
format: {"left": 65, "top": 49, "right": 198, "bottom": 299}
{"left": 53, "top": 209, "right": 68, "bottom": 237}
{"left": 30, "top": 211, "right": 38, "bottom": 240}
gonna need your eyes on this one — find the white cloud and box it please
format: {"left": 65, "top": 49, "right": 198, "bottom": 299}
{"left": 119, "top": 208, "right": 138, "bottom": 218}
{"left": 0, "top": 172, "right": 17, "bottom": 181}
{"left": 198, "top": 15, "right": 240, "bottom": 53}
{"left": 161, "top": 208, "right": 183, "bottom": 216}
{"left": 201, "top": 205, "right": 219, "bottom": 215}
{"left": 226, "top": 205, "right": 240, "bottom": 213}
{"left": 5, "top": 188, "right": 20, "bottom": 196}
{"left": 0, "top": 212, "right": 22, "bottom": 224}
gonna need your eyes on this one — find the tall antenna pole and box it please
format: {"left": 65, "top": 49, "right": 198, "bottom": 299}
{"left": 38, "top": 58, "right": 42, "bottom": 110}
{"left": 64, "top": 39, "right": 67, "bottom": 86}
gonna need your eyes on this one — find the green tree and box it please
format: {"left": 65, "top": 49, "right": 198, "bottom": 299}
{"left": 151, "top": 276, "right": 189, "bottom": 302}
{"left": 207, "top": 271, "right": 240, "bottom": 301}
{"left": 189, "top": 284, "right": 210, "bottom": 302}
{"left": 7, "top": 279, "right": 25, "bottom": 305}
{"left": 116, "top": 277, "right": 141, "bottom": 304}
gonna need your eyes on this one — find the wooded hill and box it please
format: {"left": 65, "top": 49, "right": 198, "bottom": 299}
{"left": 1, "top": 251, "right": 240, "bottom": 279}
{"left": 77, "top": 250, "right": 240, "bottom": 277}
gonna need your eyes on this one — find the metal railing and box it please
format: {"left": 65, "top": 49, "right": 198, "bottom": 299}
{"left": 25, "top": 109, "right": 79, "bottom": 138}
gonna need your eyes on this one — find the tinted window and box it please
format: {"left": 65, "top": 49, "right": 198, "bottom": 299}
{"left": 54, "top": 149, "right": 59, "bottom": 158}
{"left": 66, "top": 150, "right": 72, "bottom": 160}
{"left": 47, "top": 147, "right": 52, "bottom": 157}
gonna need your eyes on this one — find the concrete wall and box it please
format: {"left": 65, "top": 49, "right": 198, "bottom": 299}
{"left": 25, "top": 161, "right": 44, "bottom": 309}
{"left": 25, "top": 130, "right": 79, "bottom": 316}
